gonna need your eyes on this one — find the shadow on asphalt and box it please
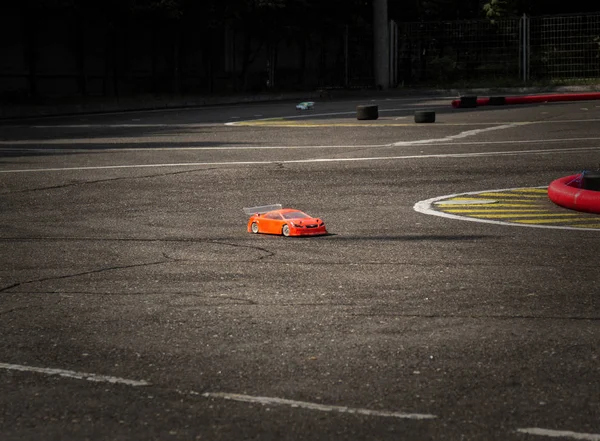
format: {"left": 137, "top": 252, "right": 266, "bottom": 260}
{"left": 0, "top": 140, "right": 255, "bottom": 159}
{"left": 292, "top": 233, "right": 495, "bottom": 241}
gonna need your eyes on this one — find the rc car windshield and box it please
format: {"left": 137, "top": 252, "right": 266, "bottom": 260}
{"left": 282, "top": 211, "right": 310, "bottom": 220}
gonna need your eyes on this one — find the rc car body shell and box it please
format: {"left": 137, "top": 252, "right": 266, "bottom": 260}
{"left": 245, "top": 206, "right": 327, "bottom": 237}
{"left": 295, "top": 101, "right": 315, "bottom": 110}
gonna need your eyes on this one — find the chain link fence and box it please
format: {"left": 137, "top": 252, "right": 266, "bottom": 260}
{"left": 396, "top": 13, "right": 600, "bottom": 86}
{"left": 397, "top": 18, "right": 521, "bottom": 85}
{"left": 529, "top": 14, "right": 600, "bottom": 80}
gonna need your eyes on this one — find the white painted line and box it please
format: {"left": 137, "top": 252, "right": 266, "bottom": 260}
{"left": 517, "top": 428, "right": 600, "bottom": 440}
{"left": 202, "top": 392, "right": 436, "bottom": 420}
{"left": 414, "top": 187, "right": 600, "bottom": 231}
{"left": 393, "top": 123, "right": 525, "bottom": 146}
{"left": 2, "top": 146, "right": 600, "bottom": 174}
{"left": 4, "top": 136, "right": 600, "bottom": 149}
{"left": 0, "top": 362, "right": 149, "bottom": 386}
{"left": 21, "top": 117, "right": 600, "bottom": 129}
{"left": 30, "top": 123, "right": 213, "bottom": 128}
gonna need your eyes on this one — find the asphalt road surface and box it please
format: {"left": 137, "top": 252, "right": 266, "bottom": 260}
{"left": 1, "top": 95, "right": 599, "bottom": 441}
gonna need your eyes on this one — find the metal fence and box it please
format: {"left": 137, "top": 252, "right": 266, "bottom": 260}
{"left": 529, "top": 14, "right": 600, "bottom": 80}
{"left": 396, "top": 18, "right": 521, "bottom": 85}
{"left": 396, "top": 13, "right": 600, "bottom": 86}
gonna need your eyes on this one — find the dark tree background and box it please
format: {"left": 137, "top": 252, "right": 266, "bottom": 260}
{"left": 0, "top": 0, "right": 598, "bottom": 101}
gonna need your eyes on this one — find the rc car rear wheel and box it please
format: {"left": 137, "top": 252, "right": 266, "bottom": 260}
{"left": 251, "top": 222, "right": 259, "bottom": 233}
{"left": 282, "top": 224, "right": 291, "bottom": 237}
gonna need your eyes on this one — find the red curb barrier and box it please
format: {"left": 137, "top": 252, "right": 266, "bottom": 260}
{"left": 505, "top": 92, "right": 600, "bottom": 105}
{"left": 547, "top": 174, "right": 600, "bottom": 214}
{"left": 452, "top": 92, "right": 600, "bottom": 108}
{"left": 452, "top": 96, "right": 478, "bottom": 108}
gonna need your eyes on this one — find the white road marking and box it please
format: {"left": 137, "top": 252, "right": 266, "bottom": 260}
{"left": 2, "top": 146, "right": 600, "bottom": 174}
{"left": 202, "top": 392, "right": 436, "bottom": 420}
{"left": 4, "top": 136, "right": 600, "bottom": 150}
{"left": 9, "top": 117, "right": 600, "bottom": 130}
{"left": 0, "top": 362, "right": 435, "bottom": 421}
{"left": 393, "top": 123, "right": 525, "bottom": 146}
{"left": 517, "top": 428, "right": 600, "bottom": 440}
{"left": 414, "top": 187, "right": 600, "bottom": 231}
{"left": 0, "top": 362, "right": 149, "bottom": 386}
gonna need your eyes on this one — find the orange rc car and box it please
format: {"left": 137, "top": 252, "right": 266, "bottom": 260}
{"left": 244, "top": 204, "right": 327, "bottom": 237}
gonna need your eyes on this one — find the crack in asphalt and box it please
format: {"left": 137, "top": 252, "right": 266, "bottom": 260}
{"left": 0, "top": 167, "right": 215, "bottom": 195}
{"left": 0, "top": 305, "right": 40, "bottom": 316}
{"left": 209, "top": 240, "right": 276, "bottom": 260}
{"left": 208, "top": 295, "right": 258, "bottom": 305}
{"left": 0, "top": 259, "right": 178, "bottom": 293}
{"left": 0, "top": 237, "right": 593, "bottom": 268}
{"left": 0, "top": 236, "right": 277, "bottom": 261}
{"left": 0, "top": 238, "right": 276, "bottom": 294}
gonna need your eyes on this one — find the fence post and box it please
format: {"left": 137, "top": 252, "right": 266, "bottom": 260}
{"left": 373, "top": 0, "right": 390, "bottom": 89}
{"left": 389, "top": 20, "right": 398, "bottom": 87}
{"left": 344, "top": 24, "right": 349, "bottom": 88}
{"left": 526, "top": 15, "right": 530, "bottom": 81}
{"left": 520, "top": 13, "right": 529, "bottom": 82}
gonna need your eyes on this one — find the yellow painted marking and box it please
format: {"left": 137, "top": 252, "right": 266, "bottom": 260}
{"left": 448, "top": 197, "right": 546, "bottom": 203}
{"left": 444, "top": 209, "right": 547, "bottom": 213}
{"left": 477, "top": 192, "right": 546, "bottom": 198}
{"left": 513, "top": 218, "right": 599, "bottom": 224}
{"left": 469, "top": 213, "right": 581, "bottom": 219}
{"left": 444, "top": 197, "right": 497, "bottom": 201}
{"left": 510, "top": 188, "right": 548, "bottom": 194}
{"left": 436, "top": 203, "right": 538, "bottom": 208}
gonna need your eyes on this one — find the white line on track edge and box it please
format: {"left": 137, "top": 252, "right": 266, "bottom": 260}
{"left": 2, "top": 146, "right": 600, "bottom": 174}
{"left": 0, "top": 362, "right": 436, "bottom": 420}
{"left": 202, "top": 392, "right": 437, "bottom": 420}
{"left": 0, "top": 362, "right": 149, "bottom": 386}
{"left": 517, "top": 428, "right": 600, "bottom": 440}
{"left": 5, "top": 136, "right": 600, "bottom": 150}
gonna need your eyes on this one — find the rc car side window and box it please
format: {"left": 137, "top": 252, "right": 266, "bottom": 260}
{"left": 264, "top": 212, "right": 283, "bottom": 220}
{"left": 282, "top": 211, "right": 310, "bottom": 219}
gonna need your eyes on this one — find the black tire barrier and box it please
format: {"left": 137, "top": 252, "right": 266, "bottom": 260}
{"left": 581, "top": 170, "right": 600, "bottom": 191}
{"left": 356, "top": 105, "right": 379, "bottom": 120}
{"left": 414, "top": 111, "right": 435, "bottom": 123}
{"left": 457, "top": 96, "right": 477, "bottom": 108}
{"left": 488, "top": 96, "right": 506, "bottom": 105}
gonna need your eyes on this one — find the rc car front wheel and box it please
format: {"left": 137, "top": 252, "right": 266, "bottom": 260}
{"left": 251, "top": 222, "right": 259, "bottom": 233}
{"left": 282, "top": 224, "right": 291, "bottom": 237}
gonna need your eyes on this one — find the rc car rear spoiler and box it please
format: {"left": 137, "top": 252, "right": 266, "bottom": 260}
{"left": 243, "top": 204, "right": 282, "bottom": 215}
